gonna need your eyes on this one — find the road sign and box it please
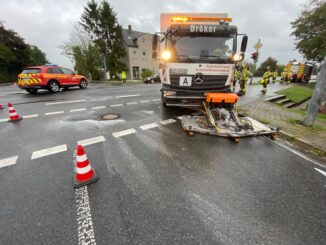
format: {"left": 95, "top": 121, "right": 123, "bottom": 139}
{"left": 254, "top": 40, "right": 263, "bottom": 50}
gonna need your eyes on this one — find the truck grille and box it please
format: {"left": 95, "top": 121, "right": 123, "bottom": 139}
{"left": 170, "top": 74, "right": 228, "bottom": 90}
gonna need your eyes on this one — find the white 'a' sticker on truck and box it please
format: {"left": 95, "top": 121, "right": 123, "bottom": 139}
{"left": 179, "top": 76, "right": 192, "bottom": 86}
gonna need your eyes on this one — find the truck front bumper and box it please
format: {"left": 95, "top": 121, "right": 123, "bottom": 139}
{"left": 160, "top": 85, "right": 231, "bottom": 107}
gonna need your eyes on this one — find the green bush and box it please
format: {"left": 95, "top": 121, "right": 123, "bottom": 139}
{"left": 141, "top": 69, "right": 153, "bottom": 79}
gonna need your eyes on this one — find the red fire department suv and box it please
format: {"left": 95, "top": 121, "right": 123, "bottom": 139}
{"left": 17, "top": 64, "right": 88, "bottom": 94}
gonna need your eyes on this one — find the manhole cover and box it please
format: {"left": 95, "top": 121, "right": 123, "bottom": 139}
{"left": 102, "top": 113, "right": 119, "bottom": 120}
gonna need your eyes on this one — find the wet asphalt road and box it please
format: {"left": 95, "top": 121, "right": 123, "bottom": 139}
{"left": 0, "top": 83, "right": 325, "bottom": 245}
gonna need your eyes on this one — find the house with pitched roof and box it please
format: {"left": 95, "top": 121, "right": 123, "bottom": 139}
{"left": 122, "top": 25, "right": 159, "bottom": 80}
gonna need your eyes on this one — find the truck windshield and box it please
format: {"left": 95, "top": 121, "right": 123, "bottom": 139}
{"left": 167, "top": 35, "right": 234, "bottom": 63}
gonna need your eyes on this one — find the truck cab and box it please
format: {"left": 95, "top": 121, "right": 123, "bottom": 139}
{"left": 153, "top": 13, "right": 247, "bottom": 107}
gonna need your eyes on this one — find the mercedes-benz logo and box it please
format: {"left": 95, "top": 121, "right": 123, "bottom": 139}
{"left": 194, "top": 73, "right": 204, "bottom": 84}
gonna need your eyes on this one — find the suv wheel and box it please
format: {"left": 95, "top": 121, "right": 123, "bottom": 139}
{"left": 48, "top": 80, "right": 60, "bottom": 93}
{"left": 79, "top": 79, "right": 88, "bottom": 89}
{"left": 25, "top": 88, "right": 38, "bottom": 94}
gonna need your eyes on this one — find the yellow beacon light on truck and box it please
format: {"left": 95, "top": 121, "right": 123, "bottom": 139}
{"left": 161, "top": 50, "right": 172, "bottom": 61}
{"left": 171, "top": 16, "right": 232, "bottom": 22}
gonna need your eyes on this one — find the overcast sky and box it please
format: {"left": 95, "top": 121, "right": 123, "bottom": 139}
{"left": 0, "top": 0, "right": 307, "bottom": 68}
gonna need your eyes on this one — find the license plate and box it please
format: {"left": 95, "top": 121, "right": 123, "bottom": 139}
{"left": 179, "top": 76, "right": 192, "bottom": 86}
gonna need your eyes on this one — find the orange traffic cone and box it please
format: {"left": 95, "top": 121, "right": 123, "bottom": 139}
{"left": 8, "top": 102, "right": 22, "bottom": 122}
{"left": 74, "top": 145, "right": 99, "bottom": 188}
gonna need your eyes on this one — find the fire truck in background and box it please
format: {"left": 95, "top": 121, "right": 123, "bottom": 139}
{"left": 152, "top": 13, "right": 248, "bottom": 107}
{"left": 286, "top": 61, "right": 313, "bottom": 83}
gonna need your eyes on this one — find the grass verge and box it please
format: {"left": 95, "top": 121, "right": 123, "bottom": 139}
{"left": 276, "top": 86, "right": 313, "bottom": 103}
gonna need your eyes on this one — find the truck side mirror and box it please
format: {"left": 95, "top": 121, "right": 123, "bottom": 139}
{"left": 152, "top": 34, "right": 158, "bottom": 52}
{"left": 240, "top": 35, "right": 248, "bottom": 53}
{"left": 152, "top": 51, "right": 157, "bottom": 59}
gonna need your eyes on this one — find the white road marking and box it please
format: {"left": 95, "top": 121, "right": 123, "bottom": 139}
{"left": 315, "top": 168, "right": 326, "bottom": 177}
{"left": 160, "top": 118, "right": 177, "bottom": 125}
{"left": 45, "top": 100, "right": 86, "bottom": 105}
{"left": 31, "top": 144, "right": 67, "bottom": 159}
{"left": 45, "top": 111, "right": 64, "bottom": 116}
{"left": 78, "top": 136, "right": 106, "bottom": 146}
{"left": 70, "top": 108, "right": 87, "bottom": 112}
{"left": 91, "top": 106, "right": 106, "bottom": 110}
{"left": 23, "top": 114, "right": 39, "bottom": 119}
{"left": 110, "top": 104, "right": 123, "bottom": 107}
{"left": 115, "top": 94, "right": 140, "bottom": 98}
{"left": 152, "top": 99, "right": 160, "bottom": 102}
{"left": 0, "top": 156, "right": 18, "bottom": 169}
{"left": 75, "top": 186, "right": 97, "bottom": 245}
{"left": 112, "top": 128, "right": 136, "bottom": 138}
{"left": 270, "top": 139, "right": 325, "bottom": 167}
{"left": 140, "top": 123, "right": 159, "bottom": 130}
{"left": 126, "top": 101, "right": 138, "bottom": 105}
{"left": 140, "top": 100, "right": 150, "bottom": 103}
{"left": 0, "top": 118, "right": 8, "bottom": 122}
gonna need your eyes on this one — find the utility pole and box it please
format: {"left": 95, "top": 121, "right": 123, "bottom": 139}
{"left": 303, "top": 56, "right": 326, "bottom": 126}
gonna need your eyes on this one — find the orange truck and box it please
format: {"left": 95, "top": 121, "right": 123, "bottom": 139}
{"left": 17, "top": 64, "right": 88, "bottom": 94}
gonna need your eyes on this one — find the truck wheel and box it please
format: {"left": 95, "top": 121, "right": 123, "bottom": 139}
{"left": 25, "top": 88, "right": 38, "bottom": 94}
{"left": 79, "top": 79, "right": 88, "bottom": 89}
{"left": 48, "top": 80, "right": 60, "bottom": 93}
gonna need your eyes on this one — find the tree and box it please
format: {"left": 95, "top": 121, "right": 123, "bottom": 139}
{"left": 29, "top": 45, "right": 48, "bottom": 65}
{"left": 256, "top": 57, "right": 278, "bottom": 76}
{"left": 291, "top": 1, "right": 326, "bottom": 62}
{"left": 80, "top": 0, "right": 126, "bottom": 77}
{"left": 0, "top": 23, "right": 31, "bottom": 83}
{"left": 61, "top": 24, "right": 102, "bottom": 80}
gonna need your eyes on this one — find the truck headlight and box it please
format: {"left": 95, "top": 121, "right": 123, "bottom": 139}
{"left": 161, "top": 50, "right": 172, "bottom": 61}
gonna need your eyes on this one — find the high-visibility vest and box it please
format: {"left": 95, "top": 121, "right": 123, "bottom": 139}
{"left": 121, "top": 71, "right": 126, "bottom": 79}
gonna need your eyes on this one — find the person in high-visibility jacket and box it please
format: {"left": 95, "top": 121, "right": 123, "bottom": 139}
{"left": 121, "top": 71, "right": 127, "bottom": 83}
{"left": 287, "top": 71, "right": 293, "bottom": 83}
{"left": 281, "top": 69, "right": 288, "bottom": 83}
{"left": 260, "top": 67, "right": 272, "bottom": 94}
{"left": 237, "top": 64, "right": 252, "bottom": 96}
{"left": 233, "top": 66, "right": 240, "bottom": 92}
{"left": 272, "top": 71, "right": 278, "bottom": 82}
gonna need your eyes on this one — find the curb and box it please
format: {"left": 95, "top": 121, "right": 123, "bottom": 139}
{"left": 278, "top": 130, "right": 326, "bottom": 157}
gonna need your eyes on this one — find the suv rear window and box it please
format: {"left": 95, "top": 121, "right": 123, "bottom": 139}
{"left": 22, "top": 68, "right": 41, "bottom": 74}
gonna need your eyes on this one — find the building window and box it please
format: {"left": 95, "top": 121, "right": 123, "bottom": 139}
{"left": 132, "top": 67, "right": 140, "bottom": 79}
{"left": 143, "top": 51, "right": 146, "bottom": 56}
